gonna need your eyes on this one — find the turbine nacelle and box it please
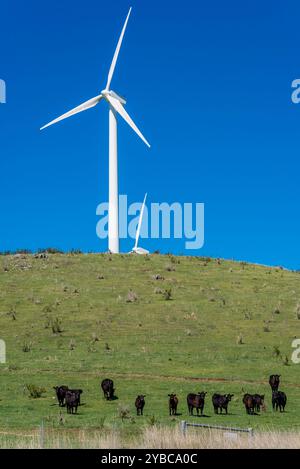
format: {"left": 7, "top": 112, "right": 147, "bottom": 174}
{"left": 101, "top": 89, "right": 126, "bottom": 105}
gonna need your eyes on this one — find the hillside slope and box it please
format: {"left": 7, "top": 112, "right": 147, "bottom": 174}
{"left": 0, "top": 253, "right": 299, "bottom": 433}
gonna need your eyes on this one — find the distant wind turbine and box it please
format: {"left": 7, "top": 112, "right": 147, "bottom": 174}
{"left": 131, "top": 193, "right": 149, "bottom": 255}
{"left": 40, "top": 7, "right": 150, "bottom": 253}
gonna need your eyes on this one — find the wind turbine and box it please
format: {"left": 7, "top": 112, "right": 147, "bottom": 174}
{"left": 40, "top": 7, "right": 150, "bottom": 253}
{"left": 131, "top": 193, "right": 149, "bottom": 255}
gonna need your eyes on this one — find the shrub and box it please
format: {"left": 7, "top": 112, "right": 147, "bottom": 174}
{"left": 22, "top": 341, "right": 32, "bottom": 352}
{"left": 8, "top": 307, "right": 17, "bottom": 320}
{"left": 58, "top": 411, "right": 65, "bottom": 426}
{"left": 152, "top": 274, "right": 164, "bottom": 280}
{"left": 201, "top": 257, "right": 211, "bottom": 263}
{"left": 244, "top": 311, "right": 252, "bottom": 320}
{"left": 38, "top": 247, "right": 63, "bottom": 254}
{"left": 118, "top": 405, "right": 130, "bottom": 422}
{"left": 283, "top": 355, "right": 289, "bottom": 366}
{"left": 26, "top": 384, "right": 46, "bottom": 398}
{"left": 148, "top": 415, "right": 159, "bottom": 426}
{"left": 126, "top": 290, "right": 138, "bottom": 303}
{"left": 69, "top": 339, "right": 76, "bottom": 351}
{"left": 273, "top": 346, "right": 281, "bottom": 358}
{"left": 98, "top": 416, "right": 106, "bottom": 429}
{"left": 163, "top": 289, "right": 172, "bottom": 301}
{"left": 91, "top": 332, "right": 100, "bottom": 343}
{"left": 16, "top": 249, "right": 32, "bottom": 255}
{"left": 169, "top": 255, "right": 180, "bottom": 265}
{"left": 69, "top": 249, "right": 83, "bottom": 255}
{"left": 236, "top": 334, "right": 244, "bottom": 345}
{"left": 44, "top": 317, "right": 51, "bottom": 329}
{"left": 51, "top": 317, "right": 63, "bottom": 334}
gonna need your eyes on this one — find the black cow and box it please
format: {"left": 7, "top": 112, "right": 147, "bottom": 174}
{"left": 269, "top": 374, "right": 280, "bottom": 391}
{"left": 69, "top": 388, "right": 83, "bottom": 406}
{"left": 53, "top": 385, "right": 69, "bottom": 407}
{"left": 212, "top": 393, "right": 234, "bottom": 415}
{"left": 187, "top": 392, "right": 207, "bottom": 416}
{"left": 253, "top": 394, "right": 265, "bottom": 412}
{"left": 135, "top": 395, "right": 146, "bottom": 416}
{"left": 272, "top": 391, "right": 287, "bottom": 412}
{"left": 101, "top": 379, "right": 115, "bottom": 400}
{"left": 65, "top": 390, "right": 82, "bottom": 414}
{"left": 168, "top": 394, "right": 178, "bottom": 416}
{"left": 243, "top": 394, "right": 255, "bottom": 415}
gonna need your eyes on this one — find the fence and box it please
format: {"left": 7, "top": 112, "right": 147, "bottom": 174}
{"left": 180, "top": 421, "right": 254, "bottom": 438}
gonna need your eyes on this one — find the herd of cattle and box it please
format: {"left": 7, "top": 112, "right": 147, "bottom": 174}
{"left": 53, "top": 375, "right": 287, "bottom": 416}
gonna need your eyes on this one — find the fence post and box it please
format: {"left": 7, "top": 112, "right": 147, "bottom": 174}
{"left": 180, "top": 420, "right": 187, "bottom": 436}
{"left": 39, "top": 420, "right": 45, "bottom": 449}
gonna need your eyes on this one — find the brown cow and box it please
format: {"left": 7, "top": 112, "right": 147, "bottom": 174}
{"left": 168, "top": 394, "right": 178, "bottom": 416}
{"left": 187, "top": 392, "right": 207, "bottom": 416}
{"left": 135, "top": 395, "right": 146, "bottom": 416}
{"left": 269, "top": 375, "right": 280, "bottom": 391}
{"left": 101, "top": 379, "right": 115, "bottom": 400}
{"left": 272, "top": 391, "right": 287, "bottom": 412}
{"left": 253, "top": 394, "right": 265, "bottom": 412}
{"left": 212, "top": 393, "right": 234, "bottom": 414}
{"left": 53, "top": 385, "right": 69, "bottom": 407}
{"left": 65, "top": 390, "right": 82, "bottom": 414}
{"left": 243, "top": 393, "right": 255, "bottom": 414}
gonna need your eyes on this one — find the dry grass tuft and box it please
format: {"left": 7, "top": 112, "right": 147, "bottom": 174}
{"left": 1, "top": 427, "right": 300, "bottom": 449}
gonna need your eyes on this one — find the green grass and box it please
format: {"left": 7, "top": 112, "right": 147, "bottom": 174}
{"left": 0, "top": 253, "right": 300, "bottom": 436}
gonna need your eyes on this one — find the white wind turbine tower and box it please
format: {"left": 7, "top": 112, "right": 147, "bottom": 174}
{"left": 131, "top": 193, "right": 149, "bottom": 255}
{"left": 40, "top": 7, "right": 150, "bottom": 253}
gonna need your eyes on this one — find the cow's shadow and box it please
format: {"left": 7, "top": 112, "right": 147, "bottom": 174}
{"left": 194, "top": 414, "right": 211, "bottom": 418}
{"left": 104, "top": 395, "right": 118, "bottom": 401}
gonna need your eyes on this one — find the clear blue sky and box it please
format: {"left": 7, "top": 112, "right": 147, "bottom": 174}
{"left": 0, "top": 0, "right": 300, "bottom": 268}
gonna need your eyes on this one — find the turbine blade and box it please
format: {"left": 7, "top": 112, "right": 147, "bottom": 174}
{"left": 135, "top": 193, "right": 147, "bottom": 249}
{"left": 106, "top": 7, "right": 132, "bottom": 90}
{"left": 40, "top": 94, "right": 102, "bottom": 130}
{"left": 105, "top": 94, "right": 151, "bottom": 147}
{"left": 109, "top": 90, "right": 126, "bottom": 105}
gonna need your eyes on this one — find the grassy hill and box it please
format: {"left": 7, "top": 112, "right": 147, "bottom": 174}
{"left": 0, "top": 253, "right": 300, "bottom": 440}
